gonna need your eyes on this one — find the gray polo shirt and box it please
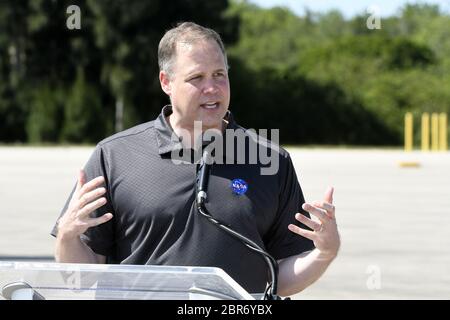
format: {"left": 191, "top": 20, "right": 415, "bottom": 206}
{"left": 52, "top": 105, "right": 314, "bottom": 293}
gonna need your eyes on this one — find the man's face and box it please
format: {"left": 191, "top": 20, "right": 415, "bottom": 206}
{"left": 160, "top": 39, "right": 230, "bottom": 131}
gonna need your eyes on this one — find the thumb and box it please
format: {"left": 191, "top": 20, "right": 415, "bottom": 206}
{"left": 324, "top": 186, "right": 334, "bottom": 204}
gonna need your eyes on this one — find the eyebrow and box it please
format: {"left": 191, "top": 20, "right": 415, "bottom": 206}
{"left": 185, "top": 68, "right": 227, "bottom": 78}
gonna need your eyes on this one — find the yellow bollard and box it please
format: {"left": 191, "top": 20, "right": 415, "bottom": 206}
{"left": 431, "top": 113, "right": 439, "bottom": 151}
{"left": 404, "top": 112, "right": 413, "bottom": 152}
{"left": 421, "top": 113, "right": 430, "bottom": 151}
{"left": 400, "top": 112, "right": 420, "bottom": 168}
{"left": 439, "top": 113, "right": 447, "bottom": 151}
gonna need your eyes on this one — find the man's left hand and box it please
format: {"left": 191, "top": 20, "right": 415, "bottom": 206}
{"left": 288, "top": 187, "right": 341, "bottom": 260}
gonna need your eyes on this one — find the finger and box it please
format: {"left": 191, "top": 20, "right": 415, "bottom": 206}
{"left": 295, "top": 213, "right": 322, "bottom": 231}
{"left": 312, "top": 201, "right": 335, "bottom": 219}
{"left": 324, "top": 186, "right": 334, "bottom": 204}
{"left": 78, "top": 197, "right": 107, "bottom": 218}
{"left": 322, "top": 202, "right": 335, "bottom": 219}
{"left": 78, "top": 176, "right": 105, "bottom": 198}
{"left": 302, "top": 203, "right": 330, "bottom": 223}
{"left": 87, "top": 213, "right": 113, "bottom": 228}
{"left": 79, "top": 187, "right": 107, "bottom": 208}
{"left": 288, "top": 224, "right": 316, "bottom": 241}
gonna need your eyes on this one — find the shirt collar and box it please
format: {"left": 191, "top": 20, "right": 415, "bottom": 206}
{"left": 154, "top": 105, "right": 237, "bottom": 156}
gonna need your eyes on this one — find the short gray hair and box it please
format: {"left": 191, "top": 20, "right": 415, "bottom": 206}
{"left": 158, "top": 22, "right": 228, "bottom": 77}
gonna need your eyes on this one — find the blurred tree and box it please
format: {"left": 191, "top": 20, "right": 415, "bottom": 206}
{"left": 315, "top": 10, "right": 350, "bottom": 39}
{"left": 26, "top": 84, "right": 64, "bottom": 143}
{"left": 60, "top": 67, "right": 104, "bottom": 143}
{"left": 229, "top": 57, "right": 393, "bottom": 145}
{"left": 398, "top": 4, "right": 441, "bottom": 35}
{"left": 0, "top": 0, "right": 237, "bottom": 143}
{"left": 384, "top": 38, "right": 435, "bottom": 69}
{"left": 0, "top": 1, "right": 31, "bottom": 142}
{"left": 1, "top": 0, "right": 449, "bottom": 146}
{"left": 86, "top": 0, "right": 238, "bottom": 134}
{"left": 227, "top": 1, "right": 313, "bottom": 70}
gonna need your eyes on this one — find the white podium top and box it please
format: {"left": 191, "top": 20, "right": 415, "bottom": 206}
{"left": 0, "top": 261, "right": 256, "bottom": 300}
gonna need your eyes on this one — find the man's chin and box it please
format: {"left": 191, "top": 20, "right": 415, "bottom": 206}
{"left": 198, "top": 113, "right": 227, "bottom": 130}
{"left": 200, "top": 120, "right": 224, "bottom": 132}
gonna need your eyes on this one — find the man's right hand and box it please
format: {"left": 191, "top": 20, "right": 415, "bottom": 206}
{"left": 57, "top": 169, "right": 113, "bottom": 240}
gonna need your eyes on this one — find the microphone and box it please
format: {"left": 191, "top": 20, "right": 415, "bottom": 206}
{"left": 196, "top": 148, "right": 212, "bottom": 205}
{"left": 195, "top": 147, "right": 282, "bottom": 300}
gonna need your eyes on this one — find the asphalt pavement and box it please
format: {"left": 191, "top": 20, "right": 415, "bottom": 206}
{"left": 1, "top": 146, "right": 449, "bottom": 299}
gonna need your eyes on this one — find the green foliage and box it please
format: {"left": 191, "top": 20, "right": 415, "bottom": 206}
{"left": 226, "top": 1, "right": 450, "bottom": 145}
{"left": 1, "top": 0, "right": 450, "bottom": 146}
{"left": 229, "top": 57, "right": 394, "bottom": 145}
{"left": 60, "top": 68, "right": 104, "bottom": 143}
{"left": 26, "top": 84, "right": 64, "bottom": 143}
{"left": 227, "top": 2, "right": 304, "bottom": 70}
{"left": 384, "top": 38, "right": 435, "bottom": 69}
{"left": 0, "top": 0, "right": 235, "bottom": 143}
{"left": 0, "top": 82, "right": 28, "bottom": 142}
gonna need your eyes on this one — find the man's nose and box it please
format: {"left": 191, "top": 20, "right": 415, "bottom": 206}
{"left": 202, "top": 79, "right": 219, "bottom": 94}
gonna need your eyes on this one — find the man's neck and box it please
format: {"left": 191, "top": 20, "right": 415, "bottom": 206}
{"left": 166, "top": 113, "right": 226, "bottom": 149}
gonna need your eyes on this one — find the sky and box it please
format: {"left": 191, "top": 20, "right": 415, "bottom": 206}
{"left": 250, "top": 0, "right": 450, "bottom": 18}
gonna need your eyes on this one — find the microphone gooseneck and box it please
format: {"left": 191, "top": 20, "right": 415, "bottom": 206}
{"left": 195, "top": 148, "right": 281, "bottom": 300}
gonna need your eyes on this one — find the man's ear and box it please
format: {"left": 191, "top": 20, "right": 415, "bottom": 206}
{"left": 159, "top": 71, "right": 171, "bottom": 96}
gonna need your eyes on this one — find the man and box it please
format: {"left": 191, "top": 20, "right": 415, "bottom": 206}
{"left": 52, "top": 22, "right": 340, "bottom": 296}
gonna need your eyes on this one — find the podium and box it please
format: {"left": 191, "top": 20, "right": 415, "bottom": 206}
{"left": 0, "top": 261, "right": 256, "bottom": 300}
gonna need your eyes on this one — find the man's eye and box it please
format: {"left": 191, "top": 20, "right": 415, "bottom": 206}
{"left": 189, "top": 75, "right": 201, "bottom": 81}
{"left": 214, "top": 72, "right": 224, "bottom": 77}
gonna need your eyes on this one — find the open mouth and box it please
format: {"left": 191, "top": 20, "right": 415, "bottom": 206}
{"left": 200, "top": 102, "right": 219, "bottom": 110}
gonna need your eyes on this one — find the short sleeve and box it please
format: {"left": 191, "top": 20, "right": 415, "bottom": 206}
{"left": 264, "top": 153, "right": 315, "bottom": 259}
{"left": 50, "top": 145, "right": 115, "bottom": 257}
